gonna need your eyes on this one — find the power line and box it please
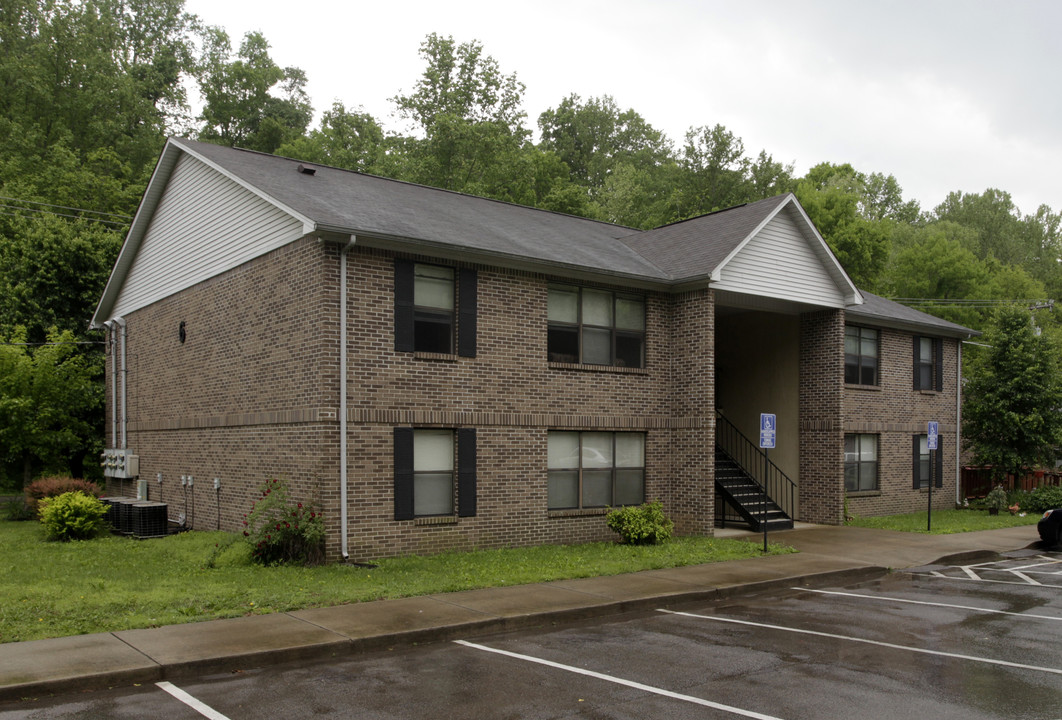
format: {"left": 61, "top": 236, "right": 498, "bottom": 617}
{"left": 0, "top": 206, "right": 129, "bottom": 228}
{"left": 0, "top": 195, "right": 133, "bottom": 220}
{"left": 892, "top": 298, "right": 1054, "bottom": 308}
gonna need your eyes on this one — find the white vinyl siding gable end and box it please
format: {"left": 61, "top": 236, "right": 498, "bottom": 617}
{"left": 111, "top": 153, "right": 306, "bottom": 318}
{"left": 711, "top": 211, "right": 847, "bottom": 308}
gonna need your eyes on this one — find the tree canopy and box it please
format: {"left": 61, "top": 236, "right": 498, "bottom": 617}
{"left": 1, "top": 9, "right": 1060, "bottom": 485}
{"left": 963, "top": 306, "right": 1062, "bottom": 481}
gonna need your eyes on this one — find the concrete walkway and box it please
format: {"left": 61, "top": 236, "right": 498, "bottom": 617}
{"left": 0, "top": 523, "right": 1041, "bottom": 703}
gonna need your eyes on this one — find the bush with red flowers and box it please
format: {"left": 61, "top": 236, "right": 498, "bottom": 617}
{"left": 242, "top": 478, "right": 324, "bottom": 565}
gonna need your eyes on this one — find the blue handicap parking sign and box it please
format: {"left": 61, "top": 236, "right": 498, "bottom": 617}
{"left": 760, "top": 413, "right": 776, "bottom": 449}
{"left": 927, "top": 421, "right": 938, "bottom": 450}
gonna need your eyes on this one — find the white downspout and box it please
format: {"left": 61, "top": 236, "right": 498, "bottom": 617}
{"left": 104, "top": 321, "right": 117, "bottom": 447}
{"left": 955, "top": 339, "right": 963, "bottom": 505}
{"left": 115, "top": 317, "right": 127, "bottom": 449}
{"left": 339, "top": 237, "right": 356, "bottom": 560}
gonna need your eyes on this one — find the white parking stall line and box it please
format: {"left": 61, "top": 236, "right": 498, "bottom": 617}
{"left": 454, "top": 640, "right": 786, "bottom": 720}
{"left": 1010, "top": 571, "right": 1043, "bottom": 585}
{"left": 961, "top": 566, "right": 981, "bottom": 580}
{"left": 1007, "top": 557, "right": 1062, "bottom": 572}
{"left": 156, "top": 682, "right": 232, "bottom": 720}
{"left": 657, "top": 609, "right": 1062, "bottom": 676}
{"left": 795, "top": 587, "right": 1062, "bottom": 622}
{"left": 923, "top": 574, "right": 1062, "bottom": 589}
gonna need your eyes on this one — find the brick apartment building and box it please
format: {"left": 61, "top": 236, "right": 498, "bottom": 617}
{"left": 91, "top": 138, "right": 976, "bottom": 561}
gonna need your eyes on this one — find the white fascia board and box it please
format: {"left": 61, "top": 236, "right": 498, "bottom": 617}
{"left": 90, "top": 141, "right": 182, "bottom": 328}
{"left": 90, "top": 138, "right": 318, "bottom": 329}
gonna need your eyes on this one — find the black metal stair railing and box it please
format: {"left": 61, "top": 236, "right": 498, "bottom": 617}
{"left": 715, "top": 411, "right": 796, "bottom": 521}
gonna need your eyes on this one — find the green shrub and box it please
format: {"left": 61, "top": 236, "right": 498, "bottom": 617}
{"left": 243, "top": 478, "right": 325, "bottom": 565}
{"left": 25, "top": 476, "right": 102, "bottom": 517}
{"left": 984, "top": 485, "right": 1009, "bottom": 512}
{"left": 38, "top": 492, "right": 109, "bottom": 541}
{"left": 1025, "top": 485, "right": 1062, "bottom": 514}
{"left": 3, "top": 496, "right": 34, "bottom": 521}
{"left": 606, "top": 500, "right": 674, "bottom": 545}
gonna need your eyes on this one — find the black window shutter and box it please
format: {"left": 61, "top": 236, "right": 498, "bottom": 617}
{"left": 912, "top": 336, "right": 921, "bottom": 390}
{"left": 912, "top": 435, "right": 921, "bottom": 489}
{"left": 935, "top": 437, "right": 944, "bottom": 488}
{"left": 394, "top": 259, "right": 415, "bottom": 352}
{"left": 458, "top": 268, "right": 477, "bottom": 358}
{"left": 934, "top": 338, "right": 944, "bottom": 392}
{"left": 394, "top": 428, "right": 414, "bottom": 520}
{"left": 457, "top": 428, "right": 477, "bottom": 517}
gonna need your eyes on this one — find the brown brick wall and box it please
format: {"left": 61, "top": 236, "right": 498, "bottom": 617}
{"left": 109, "top": 243, "right": 719, "bottom": 560}
{"left": 106, "top": 236, "right": 950, "bottom": 560}
{"left": 105, "top": 237, "right": 342, "bottom": 552}
{"left": 843, "top": 326, "right": 960, "bottom": 516}
{"left": 799, "top": 309, "right": 844, "bottom": 525}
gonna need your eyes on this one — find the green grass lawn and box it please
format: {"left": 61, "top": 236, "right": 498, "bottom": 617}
{"left": 0, "top": 521, "right": 793, "bottom": 644}
{"left": 847, "top": 507, "right": 1041, "bottom": 534}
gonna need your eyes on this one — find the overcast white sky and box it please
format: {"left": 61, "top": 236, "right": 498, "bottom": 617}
{"left": 182, "top": 0, "right": 1060, "bottom": 216}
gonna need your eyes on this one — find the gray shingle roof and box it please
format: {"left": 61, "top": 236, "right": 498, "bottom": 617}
{"left": 618, "top": 195, "right": 793, "bottom": 280}
{"left": 848, "top": 291, "right": 978, "bottom": 338}
{"left": 97, "top": 138, "right": 976, "bottom": 338}
{"left": 175, "top": 138, "right": 670, "bottom": 281}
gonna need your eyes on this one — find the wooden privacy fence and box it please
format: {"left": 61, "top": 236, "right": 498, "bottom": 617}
{"left": 962, "top": 466, "right": 1062, "bottom": 498}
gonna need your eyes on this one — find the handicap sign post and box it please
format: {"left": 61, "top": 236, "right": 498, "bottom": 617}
{"left": 759, "top": 414, "right": 776, "bottom": 553}
{"left": 927, "top": 421, "right": 938, "bottom": 531}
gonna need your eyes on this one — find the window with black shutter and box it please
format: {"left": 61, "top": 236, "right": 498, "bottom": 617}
{"left": 394, "top": 260, "right": 477, "bottom": 356}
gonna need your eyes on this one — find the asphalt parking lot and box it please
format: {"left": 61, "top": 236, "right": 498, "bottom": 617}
{"left": 4, "top": 548, "right": 1059, "bottom": 720}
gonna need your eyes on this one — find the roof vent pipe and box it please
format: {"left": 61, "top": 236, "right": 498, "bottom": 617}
{"left": 297, "top": 164, "right": 316, "bottom": 176}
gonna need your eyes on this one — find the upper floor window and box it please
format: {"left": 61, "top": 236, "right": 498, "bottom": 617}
{"left": 844, "top": 433, "right": 878, "bottom": 492}
{"left": 547, "top": 431, "right": 645, "bottom": 509}
{"left": 547, "top": 286, "right": 645, "bottom": 368}
{"left": 844, "top": 326, "right": 878, "bottom": 385}
{"left": 914, "top": 336, "right": 942, "bottom": 391}
{"left": 414, "top": 265, "right": 454, "bottom": 354}
{"left": 394, "top": 259, "right": 477, "bottom": 357}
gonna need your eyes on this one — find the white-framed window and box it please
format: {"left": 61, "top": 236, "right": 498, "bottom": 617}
{"left": 844, "top": 434, "right": 878, "bottom": 492}
{"left": 413, "top": 264, "right": 455, "bottom": 354}
{"left": 413, "top": 429, "right": 454, "bottom": 516}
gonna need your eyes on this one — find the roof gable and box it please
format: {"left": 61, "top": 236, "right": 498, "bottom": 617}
{"left": 620, "top": 194, "right": 860, "bottom": 307}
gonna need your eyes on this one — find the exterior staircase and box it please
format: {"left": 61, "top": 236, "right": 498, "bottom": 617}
{"left": 715, "top": 449, "right": 794, "bottom": 532}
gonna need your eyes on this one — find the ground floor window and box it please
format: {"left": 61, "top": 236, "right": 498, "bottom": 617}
{"left": 913, "top": 434, "right": 943, "bottom": 489}
{"left": 394, "top": 427, "right": 477, "bottom": 520}
{"left": 413, "top": 429, "right": 454, "bottom": 516}
{"left": 844, "top": 434, "right": 878, "bottom": 492}
{"left": 547, "top": 431, "right": 644, "bottom": 509}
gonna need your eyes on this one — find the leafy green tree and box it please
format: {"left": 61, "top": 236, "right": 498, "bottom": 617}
{"left": 673, "top": 124, "right": 752, "bottom": 216}
{"left": 390, "top": 33, "right": 533, "bottom": 200}
{"left": 795, "top": 163, "right": 891, "bottom": 289}
{"left": 275, "top": 101, "right": 386, "bottom": 173}
{"left": 0, "top": 0, "right": 197, "bottom": 174}
{"left": 0, "top": 328, "right": 103, "bottom": 486}
{"left": 196, "top": 29, "right": 313, "bottom": 153}
{"left": 537, "top": 95, "right": 673, "bottom": 196}
{"left": 963, "top": 306, "right": 1062, "bottom": 482}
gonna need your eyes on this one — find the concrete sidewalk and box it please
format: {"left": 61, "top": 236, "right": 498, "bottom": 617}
{"left": 0, "top": 523, "right": 1041, "bottom": 703}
